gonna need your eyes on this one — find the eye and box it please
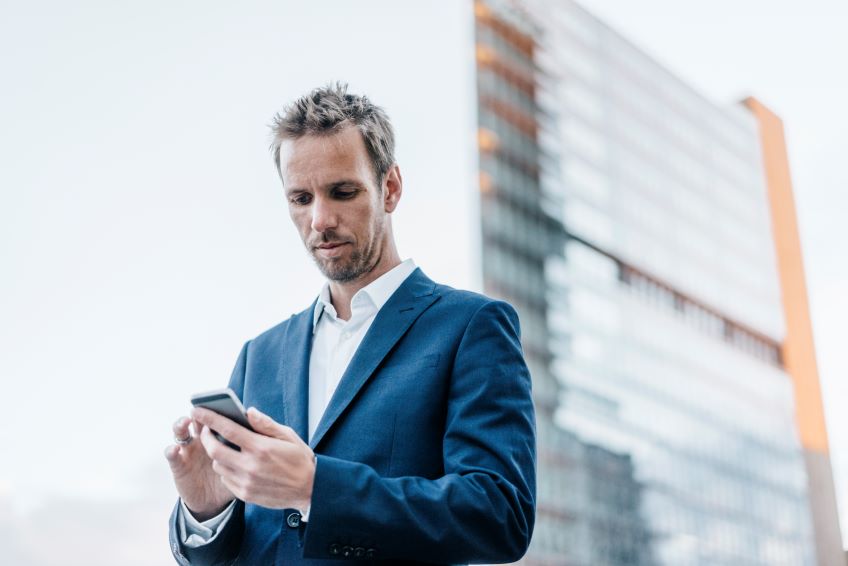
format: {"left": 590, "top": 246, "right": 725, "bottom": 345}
{"left": 289, "top": 193, "right": 312, "bottom": 206}
{"left": 331, "top": 185, "right": 360, "bottom": 199}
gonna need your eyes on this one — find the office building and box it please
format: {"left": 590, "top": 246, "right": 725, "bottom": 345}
{"left": 472, "top": 0, "right": 843, "bottom": 564}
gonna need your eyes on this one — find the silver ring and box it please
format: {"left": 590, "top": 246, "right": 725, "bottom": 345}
{"left": 174, "top": 434, "right": 193, "bottom": 446}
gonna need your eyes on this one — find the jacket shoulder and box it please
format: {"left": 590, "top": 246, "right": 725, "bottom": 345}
{"left": 246, "top": 302, "right": 314, "bottom": 350}
{"left": 425, "top": 281, "right": 523, "bottom": 346}
{"left": 431, "top": 283, "right": 518, "bottom": 320}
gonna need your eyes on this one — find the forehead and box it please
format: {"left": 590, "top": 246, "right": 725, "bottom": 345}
{"left": 279, "top": 126, "right": 372, "bottom": 189}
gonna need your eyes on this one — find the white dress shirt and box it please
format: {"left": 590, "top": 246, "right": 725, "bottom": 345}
{"left": 179, "top": 259, "right": 417, "bottom": 547}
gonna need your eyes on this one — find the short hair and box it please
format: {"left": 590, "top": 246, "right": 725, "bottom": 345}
{"left": 269, "top": 82, "right": 396, "bottom": 186}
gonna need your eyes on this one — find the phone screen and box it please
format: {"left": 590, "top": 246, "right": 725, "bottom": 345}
{"left": 190, "top": 388, "right": 253, "bottom": 449}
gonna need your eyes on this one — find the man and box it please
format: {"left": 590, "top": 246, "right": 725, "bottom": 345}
{"left": 165, "top": 84, "right": 536, "bottom": 565}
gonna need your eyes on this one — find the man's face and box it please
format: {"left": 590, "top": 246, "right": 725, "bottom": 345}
{"left": 280, "top": 126, "right": 390, "bottom": 283}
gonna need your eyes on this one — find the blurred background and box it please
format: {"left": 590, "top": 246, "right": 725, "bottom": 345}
{"left": 1, "top": 1, "right": 845, "bottom": 564}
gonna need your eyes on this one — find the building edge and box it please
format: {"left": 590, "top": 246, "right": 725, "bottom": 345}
{"left": 743, "top": 96, "right": 846, "bottom": 565}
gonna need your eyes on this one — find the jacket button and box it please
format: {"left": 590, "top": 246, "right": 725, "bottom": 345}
{"left": 366, "top": 548, "right": 375, "bottom": 558}
{"left": 341, "top": 545, "right": 353, "bottom": 557}
{"left": 353, "top": 547, "right": 365, "bottom": 557}
{"left": 328, "top": 543, "right": 340, "bottom": 555}
{"left": 286, "top": 512, "right": 301, "bottom": 528}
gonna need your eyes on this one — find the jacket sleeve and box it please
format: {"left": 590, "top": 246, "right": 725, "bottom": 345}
{"left": 167, "top": 341, "right": 251, "bottom": 566}
{"left": 301, "top": 300, "right": 537, "bottom": 563}
{"left": 169, "top": 500, "right": 245, "bottom": 566}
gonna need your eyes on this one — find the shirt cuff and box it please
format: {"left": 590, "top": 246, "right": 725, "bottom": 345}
{"left": 300, "top": 454, "right": 317, "bottom": 522}
{"left": 178, "top": 499, "right": 236, "bottom": 548}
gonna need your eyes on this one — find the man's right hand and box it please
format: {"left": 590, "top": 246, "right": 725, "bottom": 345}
{"left": 164, "top": 416, "right": 235, "bottom": 521}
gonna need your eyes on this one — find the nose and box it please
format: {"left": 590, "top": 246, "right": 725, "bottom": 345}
{"left": 310, "top": 195, "right": 338, "bottom": 233}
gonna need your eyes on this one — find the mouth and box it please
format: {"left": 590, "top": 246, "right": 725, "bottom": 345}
{"left": 314, "top": 241, "right": 350, "bottom": 258}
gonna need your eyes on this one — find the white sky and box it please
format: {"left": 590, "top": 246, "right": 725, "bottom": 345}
{"left": 0, "top": 2, "right": 477, "bottom": 563}
{"left": 0, "top": 1, "right": 844, "bottom": 563}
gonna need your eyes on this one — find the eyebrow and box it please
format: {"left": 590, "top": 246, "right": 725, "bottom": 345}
{"left": 286, "top": 179, "right": 365, "bottom": 195}
{"left": 327, "top": 180, "right": 364, "bottom": 191}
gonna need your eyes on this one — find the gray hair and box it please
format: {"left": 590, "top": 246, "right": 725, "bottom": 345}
{"left": 269, "top": 82, "right": 396, "bottom": 186}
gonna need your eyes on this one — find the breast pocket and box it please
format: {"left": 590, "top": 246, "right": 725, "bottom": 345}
{"left": 375, "top": 353, "right": 442, "bottom": 398}
{"left": 365, "top": 352, "right": 444, "bottom": 425}
{"left": 379, "top": 353, "right": 441, "bottom": 375}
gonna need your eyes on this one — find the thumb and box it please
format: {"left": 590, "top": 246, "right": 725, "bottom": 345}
{"left": 247, "top": 407, "right": 295, "bottom": 441}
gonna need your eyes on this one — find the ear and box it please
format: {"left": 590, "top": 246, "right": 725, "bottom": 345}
{"left": 383, "top": 164, "right": 402, "bottom": 213}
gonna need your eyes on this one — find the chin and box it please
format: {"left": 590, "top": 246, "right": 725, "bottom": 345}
{"left": 316, "top": 259, "right": 355, "bottom": 282}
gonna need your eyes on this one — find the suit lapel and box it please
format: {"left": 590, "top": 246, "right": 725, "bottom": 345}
{"left": 276, "top": 302, "right": 315, "bottom": 443}
{"left": 309, "top": 268, "right": 440, "bottom": 449}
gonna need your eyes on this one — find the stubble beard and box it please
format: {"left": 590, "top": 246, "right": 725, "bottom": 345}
{"left": 311, "top": 220, "right": 383, "bottom": 283}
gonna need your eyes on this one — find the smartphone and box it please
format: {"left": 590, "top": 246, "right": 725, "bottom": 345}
{"left": 190, "top": 388, "right": 254, "bottom": 451}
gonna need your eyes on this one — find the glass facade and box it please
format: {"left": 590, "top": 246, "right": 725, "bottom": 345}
{"left": 474, "top": 1, "right": 818, "bottom": 564}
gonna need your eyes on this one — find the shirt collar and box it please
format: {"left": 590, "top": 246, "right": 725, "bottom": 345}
{"left": 312, "top": 258, "right": 417, "bottom": 330}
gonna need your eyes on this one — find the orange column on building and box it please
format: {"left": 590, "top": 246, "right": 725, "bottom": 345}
{"left": 744, "top": 97, "right": 844, "bottom": 565}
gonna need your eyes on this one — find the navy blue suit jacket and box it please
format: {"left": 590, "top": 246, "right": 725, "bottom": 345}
{"left": 169, "top": 268, "right": 536, "bottom": 565}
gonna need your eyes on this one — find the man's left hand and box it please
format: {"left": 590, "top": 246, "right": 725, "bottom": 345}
{"left": 191, "top": 406, "right": 315, "bottom": 512}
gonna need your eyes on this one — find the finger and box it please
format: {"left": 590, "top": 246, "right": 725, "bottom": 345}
{"left": 211, "top": 458, "right": 239, "bottom": 479}
{"left": 164, "top": 444, "right": 191, "bottom": 473}
{"left": 164, "top": 444, "right": 180, "bottom": 463}
{"left": 199, "top": 424, "right": 242, "bottom": 468}
{"left": 247, "top": 407, "right": 299, "bottom": 442}
{"left": 191, "top": 407, "right": 254, "bottom": 449}
{"left": 190, "top": 418, "right": 202, "bottom": 438}
{"left": 172, "top": 416, "right": 192, "bottom": 438}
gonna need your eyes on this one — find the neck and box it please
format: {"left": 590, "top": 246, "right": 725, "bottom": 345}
{"left": 328, "top": 241, "right": 401, "bottom": 321}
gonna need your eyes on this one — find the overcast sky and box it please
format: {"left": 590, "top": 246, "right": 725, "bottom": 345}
{"left": 0, "top": 2, "right": 476, "bottom": 563}
{"left": 1, "top": 1, "right": 845, "bottom": 563}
